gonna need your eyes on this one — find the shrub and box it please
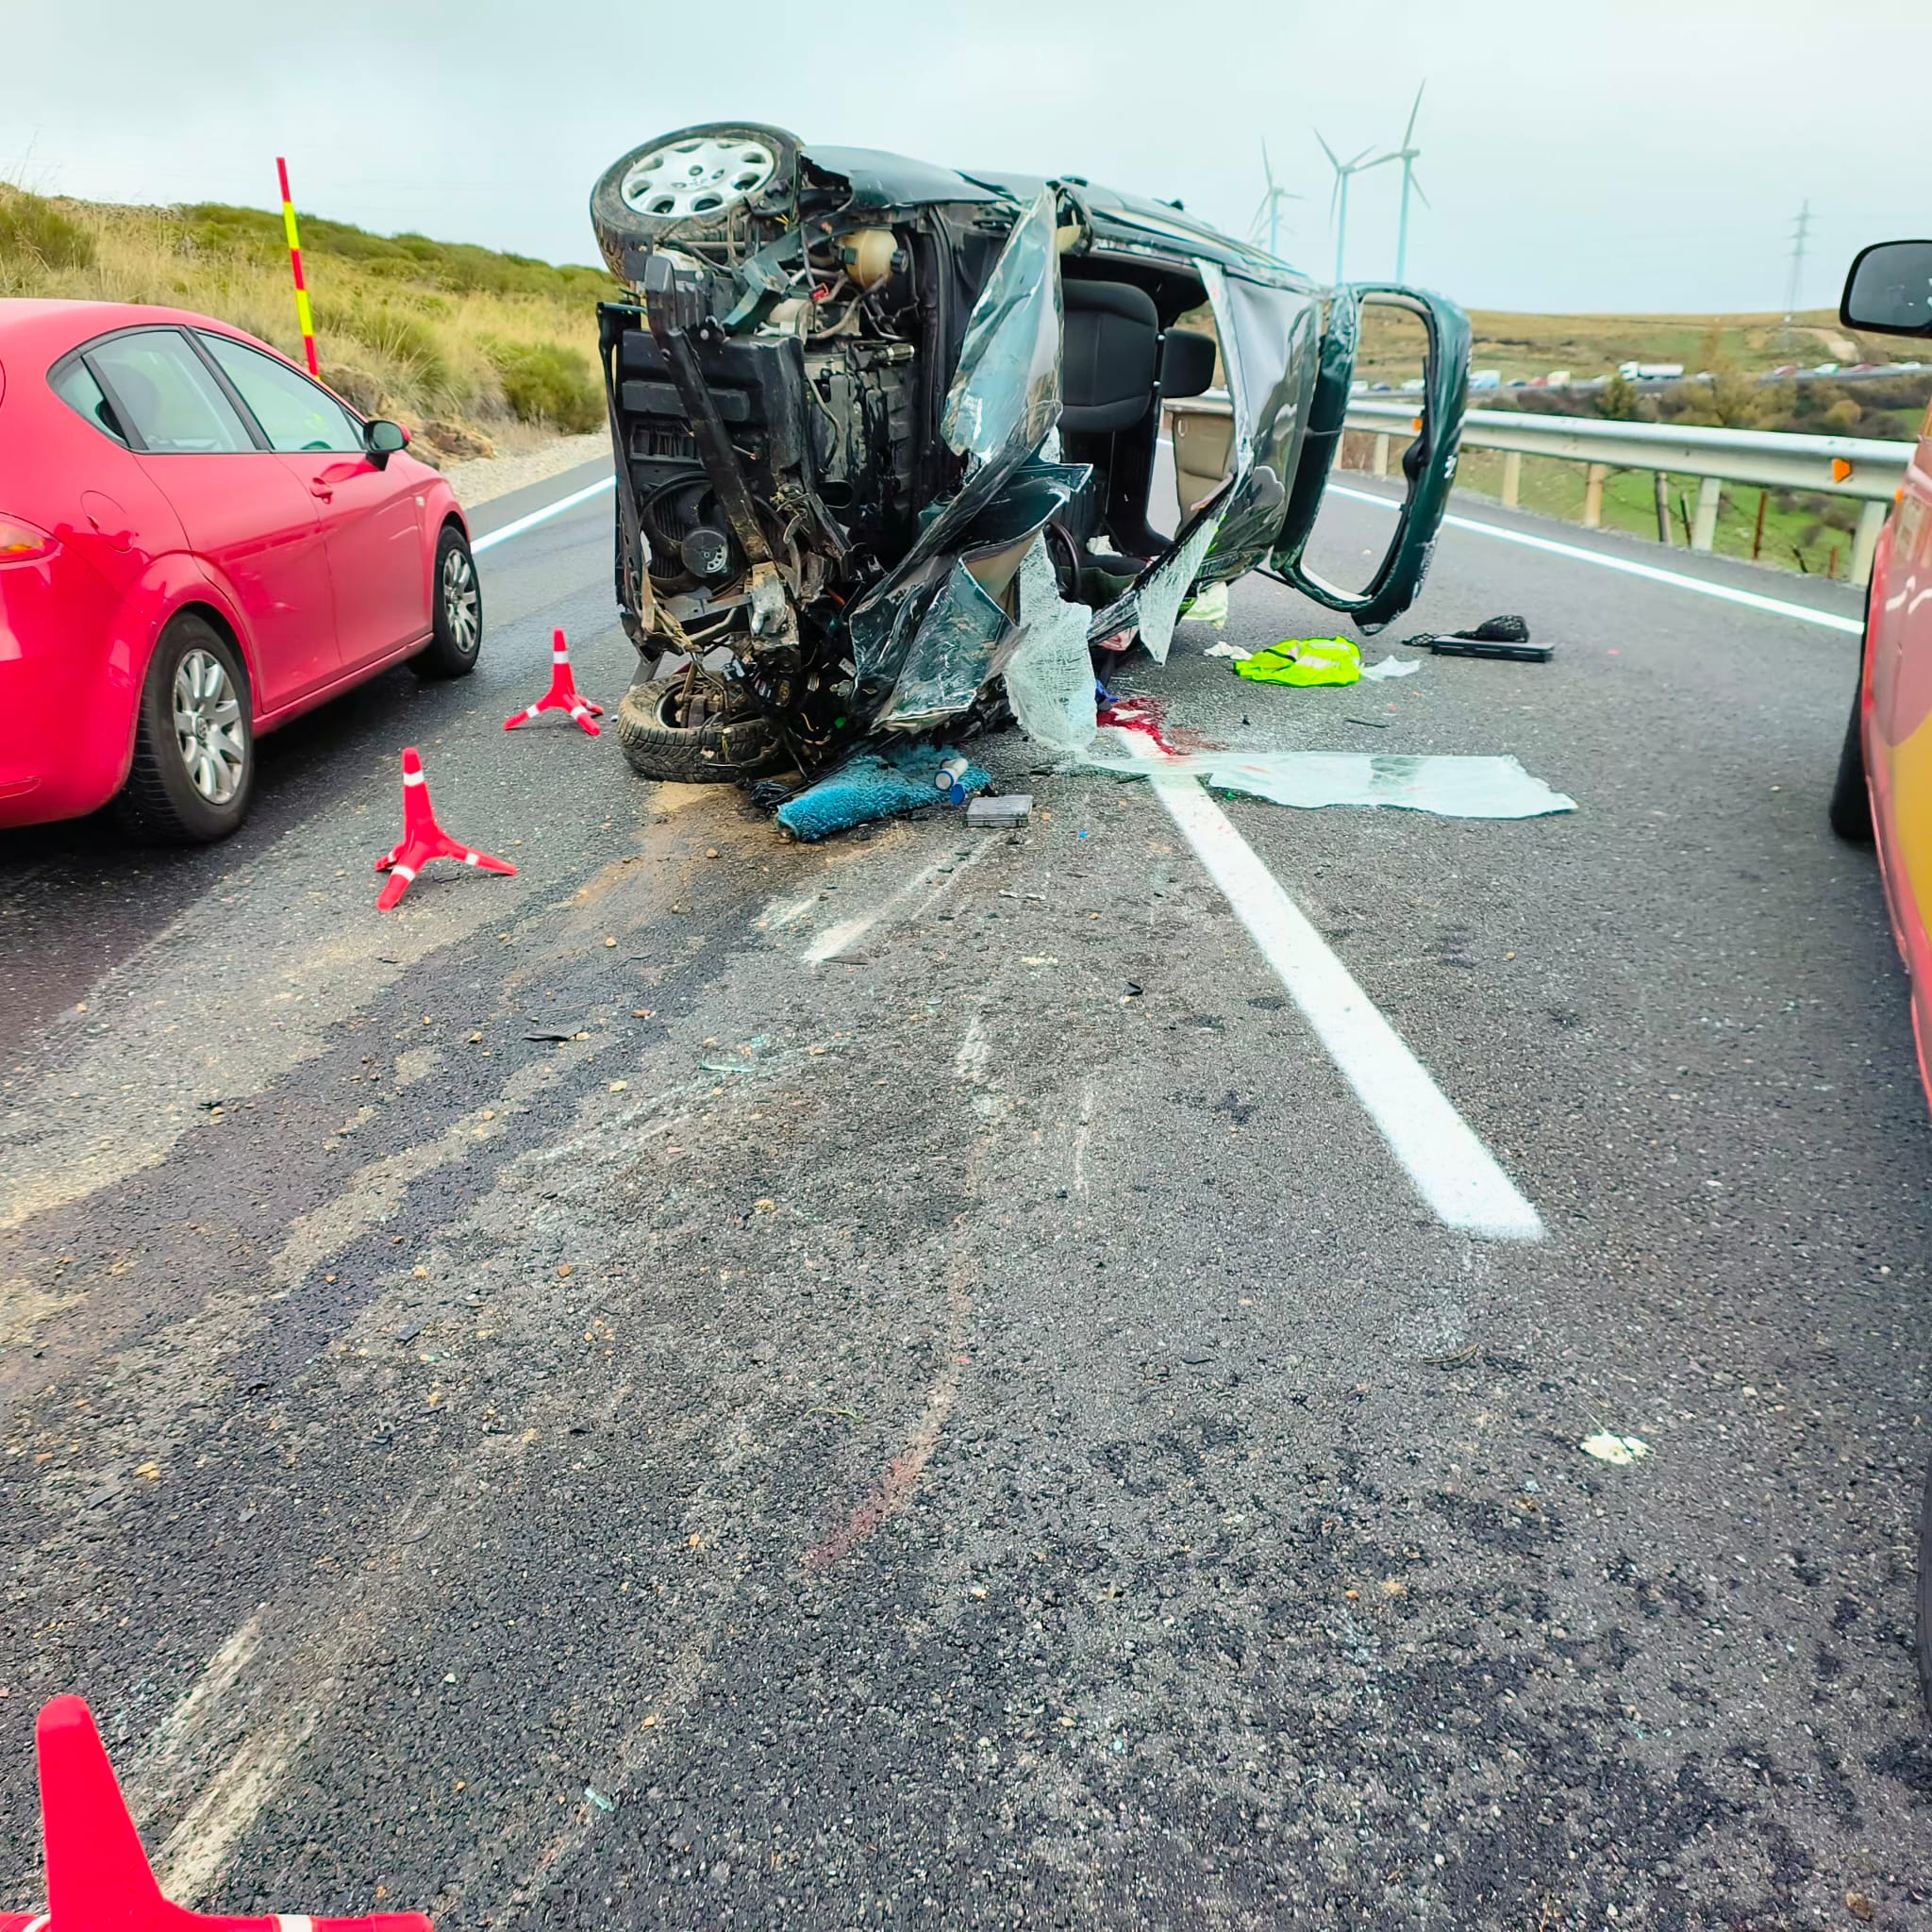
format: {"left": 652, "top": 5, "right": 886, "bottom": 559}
{"left": 487, "top": 340, "right": 602, "bottom": 431}
{"left": 1822, "top": 397, "right": 1861, "bottom": 430}
{"left": 0, "top": 186, "right": 95, "bottom": 272}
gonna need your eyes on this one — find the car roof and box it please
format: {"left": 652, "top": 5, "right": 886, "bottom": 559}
{"left": 0, "top": 298, "right": 274, "bottom": 363}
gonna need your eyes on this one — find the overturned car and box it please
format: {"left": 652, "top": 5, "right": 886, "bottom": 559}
{"left": 588, "top": 124, "right": 1469, "bottom": 782}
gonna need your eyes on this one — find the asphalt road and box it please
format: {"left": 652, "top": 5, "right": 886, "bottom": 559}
{"left": 3, "top": 463, "right": 1929, "bottom": 1931}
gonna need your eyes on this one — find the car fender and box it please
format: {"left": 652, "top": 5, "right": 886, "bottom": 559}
{"left": 410, "top": 468, "right": 469, "bottom": 614}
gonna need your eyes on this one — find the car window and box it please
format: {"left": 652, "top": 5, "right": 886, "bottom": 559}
{"left": 51, "top": 359, "right": 130, "bottom": 447}
{"left": 198, "top": 334, "right": 365, "bottom": 455}
{"left": 87, "top": 332, "right": 256, "bottom": 455}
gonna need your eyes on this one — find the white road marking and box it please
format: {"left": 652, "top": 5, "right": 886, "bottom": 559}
{"left": 1072, "top": 1075, "right": 1095, "bottom": 1198}
{"left": 802, "top": 839, "right": 996, "bottom": 965}
{"left": 1329, "top": 484, "right": 1863, "bottom": 635}
{"left": 1151, "top": 773, "right": 1542, "bottom": 1241}
{"left": 954, "top": 1014, "right": 991, "bottom": 1084}
{"left": 472, "top": 475, "right": 614, "bottom": 555}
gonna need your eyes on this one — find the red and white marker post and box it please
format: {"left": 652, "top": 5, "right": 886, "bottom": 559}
{"left": 275, "top": 157, "right": 320, "bottom": 377}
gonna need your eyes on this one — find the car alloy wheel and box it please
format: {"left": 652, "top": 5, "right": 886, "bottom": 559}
{"left": 620, "top": 134, "right": 777, "bottom": 221}
{"left": 171, "top": 647, "right": 246, "bottom": 806}
{"left": 441, "top": 544, "right": 480, "bottom": 652}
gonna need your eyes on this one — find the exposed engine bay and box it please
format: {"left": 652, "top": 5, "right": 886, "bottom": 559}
{"left": 589, "top": 124, "right": 1470, "bottom": 784}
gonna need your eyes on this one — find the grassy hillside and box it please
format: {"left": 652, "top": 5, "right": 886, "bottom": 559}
{"left": 0, "top": 185, "right": 610, "bottom": 456}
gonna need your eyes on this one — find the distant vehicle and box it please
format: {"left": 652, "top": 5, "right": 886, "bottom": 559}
{"left": 1545, "top": 369, "right": 1572, "bottom": 386}
{"left": 1468, "top": 369, "right": 1502, "bottom": 391}
{"left": 1400, "top": 376, "right": 1426, "bottom": 392}
{"left": 0, "top": 301, "right": 479, "bottom": 841}
{"left": 1811, "top": 361, "right": 1840, "bottom": 375}
{"left": 1617, "top": 359, "right": 1685, "bottom": 380}
{"left": 1770, "top": 363, "right": 1801, "bottom": 376}
{"left": 1828, "top": 235, "right": 1932, "bottom": 1711}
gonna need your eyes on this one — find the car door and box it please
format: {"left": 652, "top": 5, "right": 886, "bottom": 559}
{"left": 195, "top": 332, "right": 428, "bottom": 671}
{"left": 85, "top": 328, "right": 340, "bottom": 711}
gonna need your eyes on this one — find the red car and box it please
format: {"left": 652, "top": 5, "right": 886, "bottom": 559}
{"left": 1829, "top": 240, "right": 1932, "bottom": 1714}
{"left": 0, "top": 301, "right": 480, "bottom": 842}
{"left": 1831, "top": 241, "right": 1932, "bottom": 1111}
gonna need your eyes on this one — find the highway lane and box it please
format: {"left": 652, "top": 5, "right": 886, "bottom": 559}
{"left": 1, "top": 475, "right": 1928, "bottom": 1930}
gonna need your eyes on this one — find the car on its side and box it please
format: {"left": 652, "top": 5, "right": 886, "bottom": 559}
{"left": 1827, "top": 237, "right": 1932, "bottom": 1716}
{"left": 0, "top": 301, "right": 482, "bottom": 842}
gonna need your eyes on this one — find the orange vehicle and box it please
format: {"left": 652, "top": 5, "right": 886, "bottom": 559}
{"left": 1830, "top": 239, "right": 1932, "bottom": 1113}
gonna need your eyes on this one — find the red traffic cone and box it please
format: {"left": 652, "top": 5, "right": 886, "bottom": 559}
{"left": 0, "top": 1694, "right": 432, "bottom": 1932}
{"left": 375, "top": 747, "right": 515, "bottom": 911}
{"left": 504, "top": 628, "right": 603, "bottom": 737}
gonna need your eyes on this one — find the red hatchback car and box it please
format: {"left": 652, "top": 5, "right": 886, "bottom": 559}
{"left": 0, "top": 301, "right": 481, "bottom": 841}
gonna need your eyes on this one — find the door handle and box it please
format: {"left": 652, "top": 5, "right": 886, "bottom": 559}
{"left": 309, "top": 482, "right": 334, "bottom": 502}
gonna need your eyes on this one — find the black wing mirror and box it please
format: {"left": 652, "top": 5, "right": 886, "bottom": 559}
{"left": 1840, "top": 240, "right": 1932, "bottom": 338}
{"left": 365, "top": 419, "right": 409, "bottom": 467}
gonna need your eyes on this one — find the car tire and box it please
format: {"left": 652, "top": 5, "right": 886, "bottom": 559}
{"left": 411, "top": 525, "right": 483, "bottom": 680}
{"left": 1829, "top": 677, "right": 1874, "bottom": 843}
{"left": 615, "top": 675, "right": 785, "bottom": 784}
{"left": 113, "top": 613, "right": 255, "bottom": 845}
{"left": 590, "top": 123, "right": 802, "bottom": 284}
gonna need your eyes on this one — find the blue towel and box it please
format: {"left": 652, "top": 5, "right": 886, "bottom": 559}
{"left": 776, "top": 742, "right": 991, "bottom": 842}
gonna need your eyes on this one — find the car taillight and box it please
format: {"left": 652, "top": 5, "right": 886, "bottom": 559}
{"left": 0, "top": 515, "right": 57, "bottom": 564}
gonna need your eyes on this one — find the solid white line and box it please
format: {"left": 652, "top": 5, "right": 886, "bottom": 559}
{"left": 1151, "top": 773, "right": 1542, "bottom": 1240}
{"left": 1328, "top": 484, "right": 1863, "bottom": 634}
{"left": 802, "top": 839, "right": 996, "bottom": 965}
{"left": 472, "top": 475, "right": 614, "bottom": 555}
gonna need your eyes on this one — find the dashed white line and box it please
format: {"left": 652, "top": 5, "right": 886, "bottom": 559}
{"left": 1151, "top": 773, "right": 1543, "bottom": 1241}
{"left": 1329, "top": 484, "right": 1863, "bottom": 634}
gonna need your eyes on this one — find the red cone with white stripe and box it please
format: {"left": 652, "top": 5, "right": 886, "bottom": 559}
{"left": 375, "top": 746, "right": 515, "bottom": 911}
{"left": 504, "top": 628, "right": 603, "bottom": 737}
{"left": 0, "top": 1695, "right": 431, "bottom": 1932}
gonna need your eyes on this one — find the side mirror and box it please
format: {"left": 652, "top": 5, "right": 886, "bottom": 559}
{"left": 365, "top": 419, "right": 408, "bottom": 467}
{"left": 1840, "top": 240, "right": 1932, "bottom": 338}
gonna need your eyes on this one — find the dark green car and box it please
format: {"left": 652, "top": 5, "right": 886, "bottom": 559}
{"left": 589, "top": 123, "right": 1469, "bottom": 782}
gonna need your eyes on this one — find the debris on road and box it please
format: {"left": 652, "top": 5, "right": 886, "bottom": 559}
{"left": 584, "top": 1786, "right": 618, "bottom": 1813}
{"left": 1580, "top": 1430, "right": 1650, "bottom": 1466}
{"left": 1360, "top": 654, "right": 1422, "bottom": 682}
{"left": 1204, "top": 641, "right": 1253, "bottom": 662}
{"left": 1181, "top": 582, "right": 1230, "bottom": 627}
{"left": 504, "top": 627, "right": 606, "bottom": 735}
{"left": 1236, "top": 638, "right": 1362, "bottom": 687}
{"left": 775, "top": 743, "right": 991, "bottom": 842}
{"left": 1202, "top": 752, "right": 1574, "bottom": 818}
{"left": 1407, "top": 614, "right": 1555, "bottom": 662}
{"left": 375, "top": 747, "right": 517, "bottom": 911}
{"left": 967, "top": 793, "right": 1032, "bottom": 828}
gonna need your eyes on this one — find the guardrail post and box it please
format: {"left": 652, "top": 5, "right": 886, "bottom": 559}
{"left": 1582, "top": 464, "right": 1607, "bottom": 530}
{"left": 1851, "top": 498, "right": 1888, "bottom": 587}
{"left": 1501, "top": 451, "right": 1522, "bottom": 508}
{"left": 1691, "top": 476, "right": 1721, "bottom": 553}
{"left": 1373, "top": 434, "right": 1391, "bottom": 479}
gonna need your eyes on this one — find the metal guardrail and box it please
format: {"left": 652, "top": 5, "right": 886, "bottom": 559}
{"left": 1163, "top": 393, "right": 1918, "bottom": 583}
{"left": 1343, "top": 398, "right": 1915, "bottom": 584}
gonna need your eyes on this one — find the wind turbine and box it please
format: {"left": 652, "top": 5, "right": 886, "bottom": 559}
{"left": 1384, "top": 83, "right": 1431, "bottom": 281}
{"left": 1248, "top": 140, "right": 1302, "bottom": 258}
{"left": 1316, "top": 131, "right": 1395, "bottom": 287}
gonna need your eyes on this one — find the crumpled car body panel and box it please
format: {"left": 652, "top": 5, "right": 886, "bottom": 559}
{"left": 591, "top": 126, "right": 1470, "bottom": 775}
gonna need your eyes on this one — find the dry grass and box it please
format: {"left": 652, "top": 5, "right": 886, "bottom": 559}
{"left": 0, "top": 185, "right": 606, "bottom": 437}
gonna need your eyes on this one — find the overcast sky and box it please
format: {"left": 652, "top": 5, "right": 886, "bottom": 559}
{"left": 7, "top": 0, "right": 1927, "bottom": 314}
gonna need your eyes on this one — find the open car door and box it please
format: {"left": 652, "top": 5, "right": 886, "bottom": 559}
{"left": 1268, "top": 284, "right": 1470, "bottom": 632}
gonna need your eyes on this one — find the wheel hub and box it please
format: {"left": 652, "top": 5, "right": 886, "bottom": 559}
{"left": 620, "top": 135, "right": 777, "bottom": 222}
{"left": 171, "top": 648, "right": 245, "bottom": 806}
